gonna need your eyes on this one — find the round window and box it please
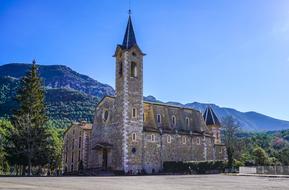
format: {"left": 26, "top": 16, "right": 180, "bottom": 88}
{"left": 132, "top": 147, "right": 136, "bottom": 154}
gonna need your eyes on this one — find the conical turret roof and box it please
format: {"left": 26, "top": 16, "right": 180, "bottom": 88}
{"left": 203, "top": 106, "right": 221, "bottom": 126}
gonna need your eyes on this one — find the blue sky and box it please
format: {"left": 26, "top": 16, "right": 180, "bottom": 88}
{"left": 0, "top": 0, "right": 288, "bottom": 120}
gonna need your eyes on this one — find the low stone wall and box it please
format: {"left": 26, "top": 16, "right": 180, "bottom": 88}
{"left": 239, "top": 167, "right": 256, "bottom": 174}
{"left": 239, "top": 166, "right": 289, "bottom": 175}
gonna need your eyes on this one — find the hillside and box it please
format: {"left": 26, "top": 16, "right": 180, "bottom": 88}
{"left": 0, "top": 76, "right": 99, "bottom": 128}
{"left": 1, "top": 63, "right": 289, "bottom": 131}
{"left": 185, "top": 102, "right": 289, "bottom": 131}
{"left": 0, "top": 63, "right": 115, "bottom": 98}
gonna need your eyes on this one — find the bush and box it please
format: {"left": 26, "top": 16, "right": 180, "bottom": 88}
{"left": 163, "top": 161, "right": 226, "bottom": 174}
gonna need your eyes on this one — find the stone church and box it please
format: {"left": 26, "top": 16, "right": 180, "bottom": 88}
{"left": 63, "top": 14, "right": 226, "bottom": 174}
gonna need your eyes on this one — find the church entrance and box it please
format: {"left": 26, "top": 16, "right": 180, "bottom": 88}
{"left": 102, "top": 148, "right": 108, "bottom": 170}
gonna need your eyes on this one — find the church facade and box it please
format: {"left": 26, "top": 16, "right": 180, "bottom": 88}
{"left": 87, "top": 15, "right": 226, "bottom": 173}
{"left": 63, "top": 14, "right": 227, "bottom": 174}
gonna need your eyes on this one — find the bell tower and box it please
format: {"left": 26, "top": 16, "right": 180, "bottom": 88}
{"left": 113, "top": 12, "right": 145, "bottom": 173}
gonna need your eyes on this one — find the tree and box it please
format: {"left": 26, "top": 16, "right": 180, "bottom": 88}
{"left": 222, "top": 116, "right": 240, "bottom": 169}
{"left": 0, "top": 119, "right": 13, "bottom": 174}
{"left": 10, "top": 60, "right": 49, "bottom": 176}
{"left": 46, "top": 127, "right": 64, "bottom": 175}
{"left": 252, "top": 146, "right": 269, "bottom": 166}
{"left": 277, "top": 146, "right": 289, "bottom": 165}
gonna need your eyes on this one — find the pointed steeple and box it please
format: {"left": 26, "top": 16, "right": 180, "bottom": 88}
{"left": 203, "top": 106, "right": 221, "bottom": 126}
{"left": 122, "top": 13, "right": 137, "bottom": 49}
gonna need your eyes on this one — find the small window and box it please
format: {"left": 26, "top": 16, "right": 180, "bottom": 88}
{"left": 157, "top": 114, "right": 161, "bottom": 123}
{"left": 72, "top": 139, "right": 75, "bottom": 150}
{"left": 186, "top": 117, "right": 190, "bottom": 127}
{"left": 167, "top": 135, "right": 171, "bottom": 143}
{"left": 78, "top": 150, "right": 81, "bottom": 161}
{"left": 132, "top": 52, "right": 137, "bottom": 56}
{"left": 197, "top": 137, "right": 201, "bottom": 145}
{"left": 151, "top": 134, "right": 156, "bottom": 142}
{"left": 182, "top": 136, "right": 186, "bottom": 144}
{"left": 103, "top": 110, "right": 109, "bottom": 122}
{"left": 172, "top": 115, "right": 176, "bottom": 126}
{"left": 132, "top": 133, "right": 137, "bottom": 141}
{"left": 71, "top": 164, "right": 73, "bottom": 172}
{"left": 65, "top": 153, "right": 67, "bottom": 163}
{"left": 119, "top": 62, "right": 123, "bottom": 77}
{"left": 131, "top": 62, "right": 137, "bottom": 77}
{"left": 79, "top": 137, "right": 81, "bottom": 148}
{"left": 132, "top": 108, "right": 137, "bottom": 118}
{"left": 71, "top": 152, "right": 74, "bottom": 163}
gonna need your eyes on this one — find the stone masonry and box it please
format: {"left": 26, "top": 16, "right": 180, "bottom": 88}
{"left": 63, "top": 14, "right": 227, "bottom": 174}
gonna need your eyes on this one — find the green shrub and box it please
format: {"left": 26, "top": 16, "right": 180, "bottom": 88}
{"left": 163, "top": 161, "right": 226, "bottom": 174}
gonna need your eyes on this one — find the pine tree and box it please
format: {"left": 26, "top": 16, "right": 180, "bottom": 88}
{"left": 10, "top": 60, "right": 49, "bottom": 176}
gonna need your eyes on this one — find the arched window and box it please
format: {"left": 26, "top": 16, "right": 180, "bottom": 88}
{"left": 132, "top": 133, "right": 137, "bottom": 141}
{"left": 79, "top": 137, "right": 81, "bottom": 148}
{"left": 157, "top": 114, "right": 161, "bottom": 123}
{"left": 131, "top": 62, "right": 137, "bottom": 77}
{"left": 151, "top": 134, "right": 156, "bottom": 142}
{"left": 119, "top": 62, "right": 123, "bottom": 77}
{"left": 132, "top": 108, "right": 137, "bottom": 118}
{"left": 103, "top": 110, "right": 109, "bottom": 122}
{"left": 186, "top": 117, "right": 190, "bottom": 127}
{"left": 197, "top": 137, "right": 201, "bottom": 145}
{"left": 172, "top": 115, "right": 176, "bottom": 126}
{"left": 71, "top": 152, "right": 74, "bottom": 163}
{"left": 167, "top": 135, "right": 171, "bottom": 143}
{"left": 182, "top": 136, "right": 186, "bottom": 144}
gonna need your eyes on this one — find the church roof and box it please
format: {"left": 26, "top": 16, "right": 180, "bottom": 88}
{"left": 203, "top": 106, "right": 221, "bottom": 126}
{"left": 96, "top": 96, "right": 212, "bottom": 135}
{"left": 122, "top": 15, "right": 137, "bottom": 49}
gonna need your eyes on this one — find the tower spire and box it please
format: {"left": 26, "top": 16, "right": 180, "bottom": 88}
{"left": 122, "top": 11, "right": 137, "bottom": 49}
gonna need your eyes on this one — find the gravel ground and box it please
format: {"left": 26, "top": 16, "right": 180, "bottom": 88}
{"left": 0, "top": 174, "right": 289, "bottom": 190}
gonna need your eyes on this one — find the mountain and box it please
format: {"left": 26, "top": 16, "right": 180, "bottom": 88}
{"left": 1, "top": 63, "right": 289, "bottom": 131}
{"left": 185, "top": 102, "right": 289, "bottom": 131}
{"left": 0, "top": 63, "right": 115, "bottom": 98}
{"left": 0, "top": 63, "right": 113, "bottom": 127}
{"left": 145, "top": 98, "right": 289, "bottom": 131}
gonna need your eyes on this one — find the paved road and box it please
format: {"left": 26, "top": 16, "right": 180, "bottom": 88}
{"left": 0, "top": 175, "right": 288, "bottom": 190}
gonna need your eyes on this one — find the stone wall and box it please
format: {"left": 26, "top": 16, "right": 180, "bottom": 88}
{"left": 88, "top": 97, "right": 123, "bottom": 171}
{"left": 63, "top": 123, "right": 92, "bottom": 173}
{"left": 141, "top": 131, "right": 222, "bottom": 173}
